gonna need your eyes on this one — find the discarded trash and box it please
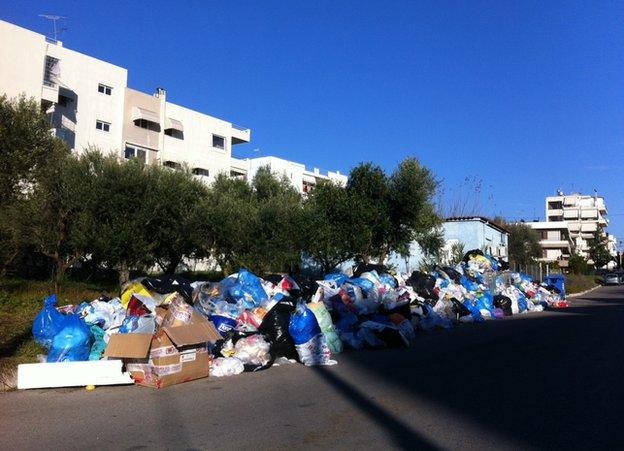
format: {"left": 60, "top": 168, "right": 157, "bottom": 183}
{"left": 23, "top": 251, "right": 566, "bottom": 389}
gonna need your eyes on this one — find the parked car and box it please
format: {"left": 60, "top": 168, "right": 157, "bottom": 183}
{"left": 604, "top": 273, "right": 620, "bottom": 285}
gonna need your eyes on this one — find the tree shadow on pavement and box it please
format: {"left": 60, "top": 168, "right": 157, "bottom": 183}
{"left": 323, "top": 289, "right": 624, "bottom": 449}
{"left": 312, "top": 365, "right": 439, "bottom": 450}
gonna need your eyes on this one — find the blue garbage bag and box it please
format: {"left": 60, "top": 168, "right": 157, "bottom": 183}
{"left": 462, "top": 299, "right": 485, "bottom": 323}
{"left": 378, "top": 273, "right": 397, "bottom": 288}
{"left": 460, "top": 276, "right": 479, "bottom": 292}
{"left": 349, "top": 277, "right": 375, "bottom": 293}
{"left": 288, "top": 302, "right": 322, "bottom": 345}
{"left": 47, "top": 314, "right": 93, "bottom": 362}
{"left": 236, "top": 268, "right": 268, "bottom": 306}
{"left": 210, "top": 314, "right": 238, "bottom": 334}
{"left": 475, "top": 292, "right": 496, "bottom": 318}
{"left": 517, "top": 295, "right": 528, "bottom": 312}
{"left": 32, "top": 294, "right": 66, "bottom": 348}
{"left": 324, "top": 272, "right": 349, "bottom": 286}
{"left": 88, "top": 325, "right": 106, "bottom": 361}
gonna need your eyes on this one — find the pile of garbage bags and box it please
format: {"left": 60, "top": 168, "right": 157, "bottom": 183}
{"left": 30, "top": 251, "right": 566, "bottom": 388}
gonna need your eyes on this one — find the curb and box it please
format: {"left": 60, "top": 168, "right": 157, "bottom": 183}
{"left": 567, "top": 285, "right": 601, "bottom": 298}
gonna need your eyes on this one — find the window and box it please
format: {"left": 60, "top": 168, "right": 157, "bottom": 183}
{"left": 95, "top": 120, "right": 110, "bottom": 132}
{"left": 58, "top": 94, "right": 72, "bottom": 107}
{"left": 44, "top": 56, "right": 59, "bottom": 87}
{"left": 134, "top": 119, "right": 160, "bottom": 132}
{"left": 192, "top": 168, "right": 210, "bottom": 177}
{"left": 164, "top": 161, "right": 182, "bottom": 170}
{"left": 124, "top": 145, "right": 146, "bottom": 164}
{"left": 164, "top": 128, "right": 184, "bottom": 139}
{"left": 98, "top": 83, "right": 112, "bottom": 95}
{"left": 212, "top": 134, "right": 225, "bottom": 150}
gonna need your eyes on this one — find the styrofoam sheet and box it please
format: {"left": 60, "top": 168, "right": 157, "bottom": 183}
{"left": 17, "top": 359, "right": 134, "bottom": 389}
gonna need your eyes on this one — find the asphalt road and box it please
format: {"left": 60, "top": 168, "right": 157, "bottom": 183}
{"left": 1, "top": 285, "right": 623, "bottom": 450}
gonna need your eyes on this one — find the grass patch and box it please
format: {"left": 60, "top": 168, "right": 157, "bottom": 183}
{"left": 566, "top": 274, "right": 599, "bottom": 295}
{"left": 0, "top": 277, "right": 116, "bottom": 390}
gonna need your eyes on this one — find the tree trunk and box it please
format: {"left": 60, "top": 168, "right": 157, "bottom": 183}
{"left": 165, "top": 255, "right": 182, "bottom": 274}
{"left": 119, "top": 260, "right": 130, "bottom": 285}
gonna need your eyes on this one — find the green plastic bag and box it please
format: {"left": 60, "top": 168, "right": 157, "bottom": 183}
{"left": 308, "top": 302, "right": 343, "bottom": 354}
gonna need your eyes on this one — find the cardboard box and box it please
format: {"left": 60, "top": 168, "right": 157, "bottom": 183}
{"left": 104, "top": 311, "right": 221, "bottom": 388}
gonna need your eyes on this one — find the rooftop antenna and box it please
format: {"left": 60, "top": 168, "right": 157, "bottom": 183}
{"left": 39, "top": 14, "right": 67, "bottom": 42}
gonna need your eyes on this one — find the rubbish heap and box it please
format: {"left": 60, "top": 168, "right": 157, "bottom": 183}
{"left": 22, "top": 250, "right": 566, "bottom": 389}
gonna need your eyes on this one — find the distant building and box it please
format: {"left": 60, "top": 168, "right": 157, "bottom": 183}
{"left": 230, "top": 156, "right": 347, "bottom": 194}
{"left": 389, "top": 217, "right": 509, "bottom": 273}
{"left": 526, "top": 221, "right": 573, "bottom": 268}
{"left": 545, "top": 191, "right": 616, "bottom": 263}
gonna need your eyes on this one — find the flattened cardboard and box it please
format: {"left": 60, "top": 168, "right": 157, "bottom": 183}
{"left": 162, "top": 312, "right": 221, "bottom": 346}
{"left": 103, "top": 333, "right": 153, "bottom": 358}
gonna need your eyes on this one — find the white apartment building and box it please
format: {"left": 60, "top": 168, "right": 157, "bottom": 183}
{"left": 0, "top": 20, "right": 127, "bottom": 156}
{"left": 0, "top": 19, "right": 251, "bottom": 180}
{"left": 0, "top": 19, "right": 347, "bottom": 190}
{"left": 526, "top": 221, "right": 573, "bottom": 268}
{"left": 545, "top": 191, "right": 616, "bottom": 261}
{"left": 121, "top": 87, "right": 251, "bottom": 184}
{"left": 230, "top": 155, "right": 348, "bottom": 194}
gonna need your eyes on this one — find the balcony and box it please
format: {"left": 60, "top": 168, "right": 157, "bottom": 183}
{"left": 547, "top": 208, "right": 563, "bottom": 217}
{"left": 41, "top": 56, "right": 60, "bottom": 104}
{"left": 539, "top": 239, "right": 572, "bottom": 250}
{"left": 231, "top": 124, "right": 251, "bottom": 144}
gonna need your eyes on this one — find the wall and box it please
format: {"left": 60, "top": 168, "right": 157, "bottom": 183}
{"left": 122, "top": 88, "right": 161, "bottom": 157}
{"left": 162, "top": 101, "right": 235, "bottom": 183}
{"left": 49, "top": 44, "right": 127, "bottom": 156}
{"left": 0, "top": 20, "right": 46, "bottom": 100}
{"left": 388, "top": 219, "right": 509, "bottom": 273}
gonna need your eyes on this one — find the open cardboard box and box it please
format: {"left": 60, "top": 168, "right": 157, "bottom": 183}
{"left": 104, "top": 311, "right": 221, "bottom": 388}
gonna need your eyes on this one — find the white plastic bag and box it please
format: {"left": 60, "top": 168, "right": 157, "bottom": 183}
{"left": 210, "top": 357, "right": 245, "bottom": 377}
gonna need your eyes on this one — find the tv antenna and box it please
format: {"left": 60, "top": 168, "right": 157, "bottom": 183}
{"left": 39, "top": 14, "right": 68, "bottom": 42}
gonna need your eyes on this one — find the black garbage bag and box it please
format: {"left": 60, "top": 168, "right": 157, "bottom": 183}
{"left": 543, "top": 284, "right": 561, "bottom": 294}
{"left": 495, "top": 258, "right": 510, "bottom": 271}
{"left": 406, "top": 271, "right": 437, "bottom": 301}
{"left": 442, "top": 267, "right": 462, "bottom": 283}
{"left": 353, "top": 263, "right": 390, "bottom": 278}
{"left": 258, "top": 297, "right": 300, "bottom": 361}
{"left": 493, "top": 295, "right": 513, "bottom": 316}
{"left": 450, "top": 298, "right": 473, "bottom": 320}
{"left": 359, "top": 321, "right": 409, "bottom": 348}
{"left": 141, "top": 275, "right": 193, "bottom": 302}
{"left": 382, "top": 302, "right": 413, "bottom": 320}
{"left": 406, "top": 271, "right": 436, "bottom": 290}
{"left": 212, "top": 331, "right": 275, "bottom": 372}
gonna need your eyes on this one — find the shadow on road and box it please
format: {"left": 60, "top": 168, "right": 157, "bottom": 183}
{"left": 316, "top": 286, "right": 624, "bottom": 449}
{"left": 312, "top": 365, "right": 439, "bottom": 450}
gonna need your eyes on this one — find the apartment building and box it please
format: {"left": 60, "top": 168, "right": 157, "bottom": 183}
{"left": 121, "top": 87, "right": 251, "bottom": 184}
{"left": 545, "top": 191, "right": 612, "bottom": 260}
{"left": 230, "top": 155, "right": 348, "bottom": 194}
{"left": 0, "top": 20, "right": 127, "bottom": 156}
{"left": 526, "top": 221, "right": 573, "bottom": 268}
{"left": 0, "top": 19, "right": 251, "bottom": 180}
{"left": 1, "top": 19, "right": 349, "bottom": 189}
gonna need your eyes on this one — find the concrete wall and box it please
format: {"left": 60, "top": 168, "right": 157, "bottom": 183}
{"left": 49, "top": 45, "right": 127, "bottom": 156}
{"left": 0, "top": 20, "right": 46, "bottom": 100}
{"left": 122, "top": 88, "right": 161, "bottom": 156}
{"left": 162, "top": 101, "right": 236, "bottom": 183}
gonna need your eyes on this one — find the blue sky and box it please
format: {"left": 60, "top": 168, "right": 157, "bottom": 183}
{"left": 3, "top": 0, "right": 624, "bottom": 239}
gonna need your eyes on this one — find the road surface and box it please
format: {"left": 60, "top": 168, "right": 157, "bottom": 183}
{"left": 1, "top": 285, "right": 623, "bottom": 450}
